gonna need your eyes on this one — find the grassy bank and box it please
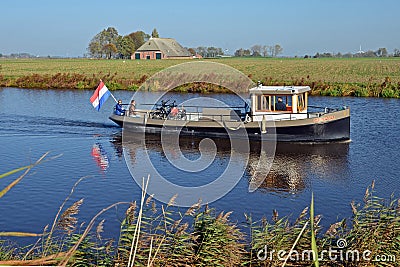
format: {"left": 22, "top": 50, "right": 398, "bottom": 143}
{"left": 1, "top": 57, "right": 400, "bottom": 97}
{"left": 0, "top": 157, "right": 399, "bottom": 266}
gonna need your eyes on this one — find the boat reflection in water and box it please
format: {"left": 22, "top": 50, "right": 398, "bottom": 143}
{"left": 248, "top": 142, "right": 349, "bottom": 194}
{"left": 110, "top": 133, "right": 349, "bottom": 195}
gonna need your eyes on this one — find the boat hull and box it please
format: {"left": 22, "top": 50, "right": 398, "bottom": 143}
{"left": 109, "top": 109, "right": 350, "bottom": 142}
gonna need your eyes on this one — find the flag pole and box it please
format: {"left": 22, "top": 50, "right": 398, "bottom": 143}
{"left": 109, "top": 91, "right": 118, "bottom": 103}
{"left": 100, "top": 79, "right": 118, "bottom": 103}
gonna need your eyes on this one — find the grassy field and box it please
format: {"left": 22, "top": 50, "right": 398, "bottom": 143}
{"left": 1, "top": 57, "right": 400, "bottom": 97}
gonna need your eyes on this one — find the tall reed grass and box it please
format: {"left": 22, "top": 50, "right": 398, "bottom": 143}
{"left": 0, "top": 156, "right": 398, "bottom": 266}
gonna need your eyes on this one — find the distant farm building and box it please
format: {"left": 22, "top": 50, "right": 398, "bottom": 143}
{"left": 132, "top": 38, "right": 191, "bottom": 60}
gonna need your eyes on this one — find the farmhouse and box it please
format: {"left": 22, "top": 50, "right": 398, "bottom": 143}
{"left": 132, "top": 37, "right": 191, "bottom": 60}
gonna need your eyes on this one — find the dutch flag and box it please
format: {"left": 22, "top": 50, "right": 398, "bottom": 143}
{"left": 90, "top": 81, "right": 111, "bottom": 111}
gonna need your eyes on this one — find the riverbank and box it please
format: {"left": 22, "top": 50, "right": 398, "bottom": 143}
{"left": 1, "top": 57, "right": 399, "bottom": 97}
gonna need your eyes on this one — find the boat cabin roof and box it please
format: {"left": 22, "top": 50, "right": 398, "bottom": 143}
{"left": 249, "top": 85, "right": 311, "bottom": 95}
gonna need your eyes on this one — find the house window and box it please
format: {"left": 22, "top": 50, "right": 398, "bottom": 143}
{"left": 156, "top": 52, "right": 162, "bottom": 59}
{"left": 146, "top": 55, "right": 150, "bottom": 60}
{"left": 135, "top": 53, "right": 140, "bottom": 60}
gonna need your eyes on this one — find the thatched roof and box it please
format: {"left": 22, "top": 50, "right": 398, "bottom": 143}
{"left": 136, "top": 38, "right": 191, "bottom": 57}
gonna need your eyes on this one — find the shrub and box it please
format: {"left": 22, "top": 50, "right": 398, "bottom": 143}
{"left": 354, "top": 87, "right": 369, "bottom": 97}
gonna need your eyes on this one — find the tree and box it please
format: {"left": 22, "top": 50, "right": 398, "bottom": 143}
{"left": 196, "top": 47, "right": 207, "bottom": 57}
{"left": 88, "top": 27, "right": 120, "bottom": 58}
{"left": 116, "top": 35, "right": 135, "bottom": 59}
{"left": 151, "top": 28, "right": 159, "bottom": 38}
{"left": 261, "top": 45, "right": 269, "bottom": 57}
{"left": 103, "top": 43, "right": 118, "bottom": 59}
{"left": 234, "top": 48, "right": 251, "bottom": 57}
{"left": 243, "top": 49, "right": 251, "bottom": 56}
{"left": 128, "top": 31, "right": 150, "bottom": 50}
{"left": 376, "top": 47, "right": 388, "bottom": 57}
{"left": 394, "top": 48, "right": 400, "bottom": 57}
{"left": 234, "top": 48, "right": 244, "bottom": 57}
{"left": 251, "top": 45, "right": 262, "bottom": 57}
{"left": 88, "top": 40, "right": 103, "bottom": 58}
{"left": 103, "top": 27, "right": 119, "bottom": 44}
{"left": 272, "top": 44, "right": 283, "bottom": 57}
{"left": 188, "top": 48, "right": 196, "bottom": 56}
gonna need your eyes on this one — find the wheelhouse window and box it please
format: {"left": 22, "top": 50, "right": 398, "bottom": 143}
{"left": 297, "top": 92, "right": 307, "bottom": 112}
{"left": 256, "top": 95, "right": 270, "bottom": 111}
{"left": 272, "top": 95, "right": 291, "bottom": 111}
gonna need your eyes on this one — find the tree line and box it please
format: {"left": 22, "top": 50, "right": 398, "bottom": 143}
{"left": 234, "top": 44, "right": 283, "bottom": 57}
{"left": 305, "top": 47, "right": 400, "bottom": 58}
{"left": 87, "top": 27, "right": 230, "bottom": 59}
{"left": 87, "top": 27, "right": 160, "bottom": 59}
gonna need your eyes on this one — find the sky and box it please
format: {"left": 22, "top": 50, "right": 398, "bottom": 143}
{"left": 1, "top": 0, "right": 400, "bottom": 57}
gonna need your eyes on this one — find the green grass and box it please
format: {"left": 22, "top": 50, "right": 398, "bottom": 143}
{"left": 0, "top": 57, "right": 400, "bottom": 97}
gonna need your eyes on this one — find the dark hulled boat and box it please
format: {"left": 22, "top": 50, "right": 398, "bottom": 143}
{"left": 109, "top": 85, "right": 350, "bottom": 142}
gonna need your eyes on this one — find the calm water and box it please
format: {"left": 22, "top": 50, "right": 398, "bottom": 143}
{"left": 0, "top": 87, "right": 399, "bottom": 243}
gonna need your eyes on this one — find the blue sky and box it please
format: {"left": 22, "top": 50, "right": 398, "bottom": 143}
{"left": 1, "top": 0, "right": 399, "bottom": 57}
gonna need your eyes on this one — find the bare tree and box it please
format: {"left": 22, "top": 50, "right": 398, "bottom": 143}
{"left": 251, "top": 45, "right": 262, "bottom": 57}
{"left": 261, "top": 45, "right": 269, "bottom": 57}
{"left": 273, "top": 44, "right": 283, "bottom": 57}
{"left": 376, "top": 47, "right": 388, "bottom": 57}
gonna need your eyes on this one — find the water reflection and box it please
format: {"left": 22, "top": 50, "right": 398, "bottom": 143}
{"left": 110, "top": 133, "right": 349, "bottom": 195}
{"left": 249, "top": 142, "right": 349, "bottom": 194}
{"left": 90, "top": 142, "right": 110, "bottom": 172}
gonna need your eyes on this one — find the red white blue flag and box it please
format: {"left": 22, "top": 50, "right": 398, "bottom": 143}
{"left": 90, "top": 81, "right": 111, "bottom": 111}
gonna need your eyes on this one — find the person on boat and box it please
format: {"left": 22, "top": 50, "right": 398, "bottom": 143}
{"left": 275, "top": 97, "right": 287, "bottom": 111}
{"left": 170, "top": 106, "right": 179, "bottom": 117}
{"left": 129, "top": 99, "right": 138, "bottom": 117}
{"left": 115, "top": 100, "right": 125, "bottom": 116}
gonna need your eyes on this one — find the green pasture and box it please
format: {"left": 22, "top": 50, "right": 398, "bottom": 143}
{"left": 0, "top": 57, "right": 399, "bottom": 97}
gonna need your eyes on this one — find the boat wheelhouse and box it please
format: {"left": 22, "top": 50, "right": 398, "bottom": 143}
{"left": 249, "top": 85, "right": 310, "bottom": 121}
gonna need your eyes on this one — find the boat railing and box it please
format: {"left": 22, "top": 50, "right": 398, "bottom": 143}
{"left": 115, "top": 105, "right": 348, "bottom": 122}
{"left": 141, "top": 104, "right": 247, "bottom": 114}
{"left": 308, "top": 105, "right": 348, "bottom": 113}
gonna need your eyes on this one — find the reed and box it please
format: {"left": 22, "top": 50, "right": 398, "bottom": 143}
{"left": 0, "top": 161, "right": 398, "bottom": 267}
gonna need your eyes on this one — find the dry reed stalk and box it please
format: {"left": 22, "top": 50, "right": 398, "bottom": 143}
{"left": 281, "top": 221, "right": 309, "bottom": 267}
{"left": 59, "top": 201, "right": 131, "bottom": 267}
{"left": 146, "top": 194, "right": 154, "bottom": 205}
{"left": 168, "top": 194, "right": 178, "bottom": 207}
{"left": 0, "top": 252, "right": 66, "bottom": 266}
{"left": 0, "top": 232, "right": 42, "bottom": 237}
{"left": 147, "top": 236, "right": 154, "bottom": 267}
{"left": 185, "top": 200, "right": 201, "bottom": 216}
{"left": 57, "top": 198, "right": 84, "bottom": 234}
{"left": 23, "top": 234, "right": 44, "bottom": 260}
{"left": 125, "top": 201, "right": 137, "bottom": 224}
{"left": 0, "top": 152, "right": 50, "bottom": 198}
{"left": 128, "top": 175, "right": 150, "bottom": 267}
{"left": 149, "top": 236, "right": 165, "bottom": 267}
{"left": 43, "top": 175, "right": 91, "bottom": 256}
{"left": 96, "top": 219, "right": 105, "bottom": 240}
